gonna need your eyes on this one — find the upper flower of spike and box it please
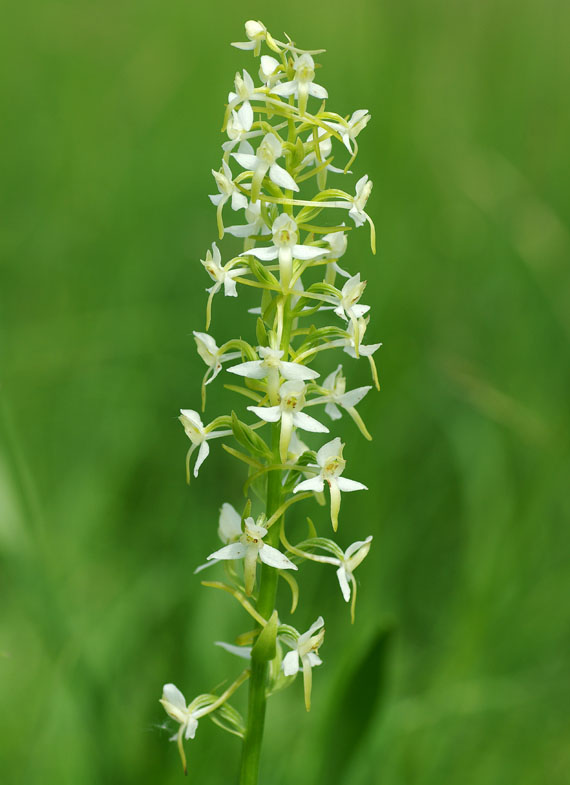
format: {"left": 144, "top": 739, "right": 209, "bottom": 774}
{"left": 272, "top": 54, "right": 328, "bottom": 115}
{"left": 207, "top": 515, "right": 297, "bottom": 594}
{"left": 231, "top": 20, "right": 276, "bottom": 56}
{"left": 233, "top": 132, "right": 299, "bottom": 203}
{"left": 293, "top": 437, "right": 367, "bottom": 530}
{"left": 280, "top": 617, "right": 325, "bottom": 710}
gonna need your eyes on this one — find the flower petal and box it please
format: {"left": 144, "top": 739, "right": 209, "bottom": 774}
{"left": 336, "top": 566, "right": 351, "bottom": 602}
{"left": 279, "top": 361, "right": 319, "bottom": 381}
{"left": 241, "top": 246, "right": 279, "bottom": 261}
{"left": 207, "top": 542, "right": 249, "bottom": 561}
{"left": 294, "top": 476, "right": 325, "bottom": 493}
{"left": 269, "top": 163, "right": 299, "bottom": 192}
{"left": 335, "top": 477, "right": 367, "bottom": 492}
{"left": 259, "top": 543, "right": 298, "bottom": 570}
{"left": 247, "top": 405, "right": 282, "bottom": 422}
{"left": 193, "top": 440, "right": 210, "bottom": 477}
{"left": 227, "top": 360, "right": 266, "bottom": 379}
{"left": 292, "top": 411, "right": 329, "bottom": 433}
{"left": 282, "top": 650, "right": 300, "bottom": 676}
{"left": 162, "top": 683, "right": 187, "bottom": 712}
{"left": 232, "top": 153, "right": 259, "bottom": 170}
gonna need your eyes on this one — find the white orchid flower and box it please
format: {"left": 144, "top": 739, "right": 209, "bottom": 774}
{"left": 281, "top": 617, "right": 325, "bottom": 711}
{"left": 202, "top": 242, "right": 248, "bottom": 298}
{"left": 233, "top": 132, "right": 299, "bottom": 203}
{"left": 348, "top": 174, "right": 373, "bottom": 228}
{"left": 272, "top": 54, "right": 328, "bottom": 115}
{"left": 333, "top": 273, "right": 370, "bottom": 321}
{"left": 226, "top": 69, "right": 269, "bottom": 132}
{"left": 225, "top": 200, "right": 270, "bottom": 238}
{"left": 179, "top": 409, "right": 232, "bottom": 480}
{"left": 159, "top": 683, "right": 200, "bottom": 772}
{"left": 207, "top": 515, "right": 297, "bottom": 594}
{"left": 305, "top": 364, "right": 372, "bottom": 438}
{"left": 333, "top": 537, "right": 373, "bottom": 603}
{"left": 329, "top": 109, "right": 371, "bottom": 154}
{"left": 209, "top": 160, "right": 248, "bottom": 238}
{"left": 342, "top": 317, "right": 382, "bottom": 359}
{"left": 293, "top": 437, "right": 367, "bottom": 530}
{"left": 231, "top": 20, "right": 270, "bottom": 56}
{"left": 194, "top": 331, "right": 241, "bottom": 386}
{"left": 247, "top": 379, "right": 329, "bottom": 462}
{"left": 240, "top": 213, "right": 323, "bottom": 288}
{"left": 228, "top": 345, "right": 319, "bottom": 403}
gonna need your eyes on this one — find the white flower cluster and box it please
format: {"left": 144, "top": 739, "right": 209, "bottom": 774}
{"left": 160, "top": 21, "right": 381, "bottom": 773}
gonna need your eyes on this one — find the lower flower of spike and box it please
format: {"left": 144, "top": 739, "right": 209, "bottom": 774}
{"left": 207, "top": 515, "right": 297, "bottom": 595}
{"left": 281, "top": 617, "right": 325, "bottom": 711}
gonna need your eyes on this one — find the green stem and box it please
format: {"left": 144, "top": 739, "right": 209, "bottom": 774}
{"left": 238, "top": 424, "right": 282, "bottom": 785}
{"left": 239, "top": 299, "right": 292, "bottom": 785}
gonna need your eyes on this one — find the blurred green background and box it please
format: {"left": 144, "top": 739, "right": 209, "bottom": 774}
{"left": 1, "top": 0, "right": 569, "bottom": 783}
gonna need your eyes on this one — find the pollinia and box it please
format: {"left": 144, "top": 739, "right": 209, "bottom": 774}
{"left": 159, "top": 20, "right": 380, "bottom": 784}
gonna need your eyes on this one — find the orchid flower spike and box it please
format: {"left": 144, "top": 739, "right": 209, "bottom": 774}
{"left": 293, "top": 437, "right": 367, "bottom": 530}
{"left": 207, "top": 515, "right": 297, "bottom": 595}
{"left": 281, "top": 617, "right": 325, "bottom": 710}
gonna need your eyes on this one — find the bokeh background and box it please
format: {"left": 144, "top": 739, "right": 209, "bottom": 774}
{"left": 1, "top": 1, "right": 569, "bottom": 783}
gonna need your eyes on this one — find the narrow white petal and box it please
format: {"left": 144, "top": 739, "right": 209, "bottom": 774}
{"left": 231, "top": 191, "right": 249, "bottom": 211}
{"left": 292, "top": 244, "right": 324, "bottom": 260}
{"left": 185, "top": 717, "right": 199, "bottom": 740}
{"left": 344, "top": 535, "right": 373, "bottom": 561}
{"left": 308, "top": 83, "right": 328, "bottom": 99}
{"left": 358, "top": 342, "right": 382, "bottom": 356}
{"left": 215, "top": 641, "right": 252, "bottom": 659}
{"left": 162, "top": 684, "right": 186, "bottom": 712}
{"left": 325, "top": 402, "right": 342, "bottom": 420}
{"left": 294, "top": 476, "right": 325, "bottom": 494}
{"left": 279, "top": 361, "right": 319, "bottom": 380}
{"left": 271, "top": 81, "right": 297, "bottom": 97}
{"left": 207, "top": 543, "right": 249, "bottom": 561}
{"left": 269, "top": 163, "right": 299, "bottom": 191}
{"left": 223, "top": 277, "right": 238, "bottom": 297}
{"left": 259, "top": 544, "right": 298, "bottom": 570}
{"left": 293, "top": 411, "right": 329, "bottom": 433}
{"left": 306, "top": 652, "right": 323, "bottom": 667}
{"left": 247, "top": 405, "right": 282, "bottom": 422}
{"left": 336, "top": 566, "right": 351, "bottom": 601}
{"left": 227, "top": 361, "right": 266, "bottom": 379}
{"left": 218, "top": 503, "right": 242, "bottom": 543}
{"left": 242, "top": 246, "right": 279, "bottom": 261}
{"left": 282, "top": 650, "right": 300, "bottom": 676}
{"left": 233, "top": 153, "right": 259, "bottom": 170}
{"left": 231, "top": 41, "right": 256, "bottom": 51}
{"left": 238, "top": 101, "right": 254, "bottom": 131}
{"left": 340, "top": 386, "right": 372, "bottom": 408}
{"left": 194, "top": 441, "right": 210, "bottom": 477}
{"left": 209, "top": 193, "right": 224, "bottom": 206}
{"left": 305, "top": 616, "right": 325, "bottom": 637}
{"left": 335, "top": 477, "right": 367, "bottom": 492}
